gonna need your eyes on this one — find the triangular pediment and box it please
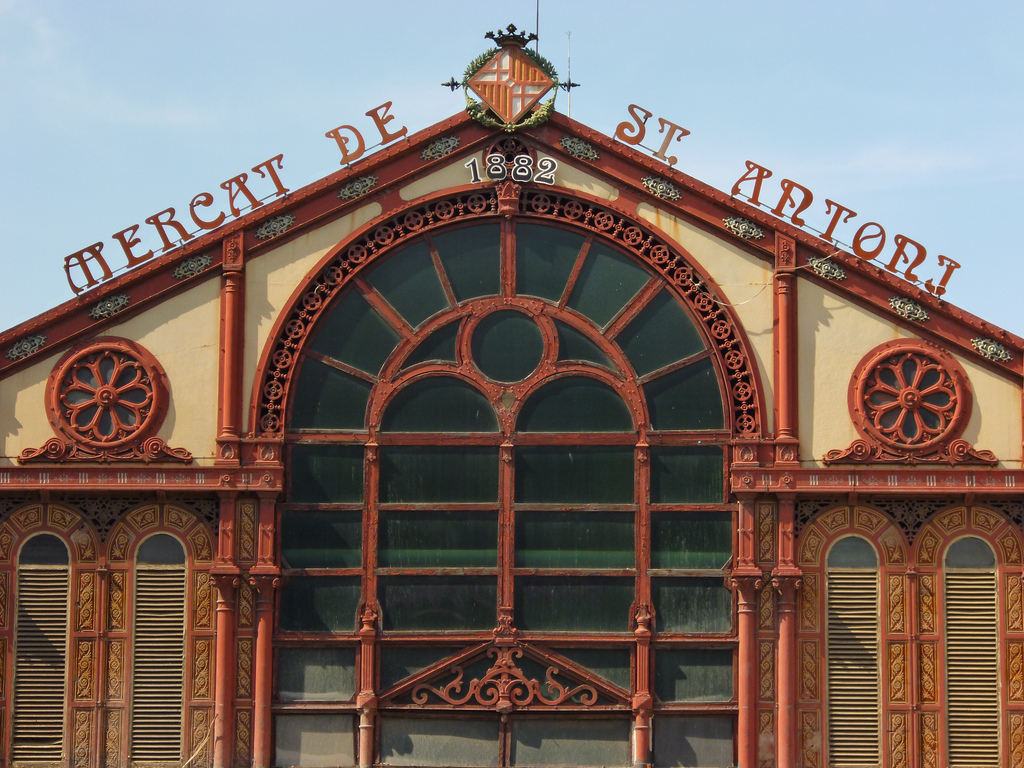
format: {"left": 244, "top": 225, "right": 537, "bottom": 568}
{"left": 380, "top": 641, "right": 630, "bottom": 710}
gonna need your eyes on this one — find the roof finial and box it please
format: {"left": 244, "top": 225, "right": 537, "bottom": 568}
{"left": 484, "top": 23, "right": 537, "bottom": 48}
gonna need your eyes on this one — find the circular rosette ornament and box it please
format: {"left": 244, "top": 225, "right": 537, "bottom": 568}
{"left": 47, "top": 338, "right": 168, "bottom": 449}
{"left": 827, "top": 339, "right": 996, "bottom": 465}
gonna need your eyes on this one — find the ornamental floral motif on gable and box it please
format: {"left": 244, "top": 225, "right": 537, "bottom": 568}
{"left": 19, "top": 337, "right": 192, "bottom": 464}
{"left": 825, "top": 339, "right": 996, "bottom": 465}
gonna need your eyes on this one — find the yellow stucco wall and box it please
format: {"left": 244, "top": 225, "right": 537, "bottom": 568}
{"left": 104, "top": 280, "right": 222, "bottom": 464}
{"left": 797, "top": 277, "right": 1021, "bottom": 466}
{"left": 400, "top": 153, "right": 481, "bottom": 201}
{"left": 539, "top": 152, "right": 619, "bottom": 202}
{"left": 636, "top": 204, "right": 775, "bottom": 433}
{"left": 0, "top": 351, "right": 63, "bottom": 466}
{"left": 244, "top": 203, "right": 383, "bottom": 427}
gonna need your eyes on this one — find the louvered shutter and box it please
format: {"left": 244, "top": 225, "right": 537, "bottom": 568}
{"left": 826, "top": 569, "right": 880, "bottom": 768}
{"left": 130, "top": 566, "right": 186, "bottom": 761}
{"left": 945, "top": 570, "right": 999, "bottom": 767}
{"left": 12, "top": 566, "right": 70, "bottom": 761}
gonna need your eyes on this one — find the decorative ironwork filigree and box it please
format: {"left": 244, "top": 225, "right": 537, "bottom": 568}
{"left": 256, "top": 190, "right": 762, "bottom": 437}
{"left": 559, "top": 136, "right": 599, "bottom": 161}
{"left": 889, "top": 296, "right": 929, "bottom": 322}
{"left": 6, "top": 334, "right": 45, "bottom": 361}
{"left": 421, "top": 137, "right": 461, "bottom": 161}
{"left": 255, "top": 214, "right": 296, "bottom": 240}
{"left": 641, "top": 176, "right": 681, "bottom": 201}
{"left": 972, "top": 337, "right": 1012, "bottom": 362}
{"left": 20, "top": 338, "right": 192, "bottom": 464}
{"left": 723, "top": 216, "right": 764, "bottom": 240}
{"left": 173, "top": 253, "right": 213, "bottom": 280}
{"left": 337, "top": 176, "right": 378, "bottom": 201}
{"left": 89, "top": 294, "right": 130, "bottom": 320}
{"left": 826, "top": 340, "right": 996, "bottom": 465}
{"left": 411, "top": 646, "right": 598, "bottom": 711}
{"left": 808, "top": 256, "right": 846, "bottom": 281}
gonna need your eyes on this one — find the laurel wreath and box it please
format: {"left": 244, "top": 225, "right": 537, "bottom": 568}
{"left": 462, "top": 46, "right": 559, "bottom": 132}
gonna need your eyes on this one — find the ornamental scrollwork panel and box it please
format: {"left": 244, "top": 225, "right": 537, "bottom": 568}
{"left": 824, "top": 340, "right": 996, "bottom": 465}
{"left": 19, "top": 337, "right": 193, "bottom": 464}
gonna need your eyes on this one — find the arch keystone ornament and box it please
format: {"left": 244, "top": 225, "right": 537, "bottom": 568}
{"left": 19, "top": 337, "right": 192, "bottom": 464}
{"left": 824, "top": 339, "right": 995, "bottom": 465}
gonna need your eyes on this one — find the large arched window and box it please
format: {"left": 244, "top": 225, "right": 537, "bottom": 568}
{"left": 825, "top": 536, "right": 880, "bottom": 767}
{"left": 11, "top": 534, "right": 70, "bottom": 762}
{"left": 944, "top": 535, "right": 999, "bottom": 767}
{"left": 279, "top": 219, "right": 734, "bottom": 767}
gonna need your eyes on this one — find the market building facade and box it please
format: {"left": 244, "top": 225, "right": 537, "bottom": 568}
{"left": 0, "top": 26, "right": 1021, "bottom": 768}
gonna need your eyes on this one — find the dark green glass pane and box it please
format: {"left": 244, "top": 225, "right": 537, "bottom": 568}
{"left": 137, "top": 534, "right": 185, "bottom": 565}
{"left": 515, "top": 447, "right": 633, "bottom": 504}
{"left": 380, "top": 646, "right": 463, "bottom": 690}
{"left": 290, "top": 445, "right": 364, "bottom": 504}
{"left": 556, "top": 648, "right": 632, "bottom": 690}
{"left": 515, "top": 223, "right": 585, "bottom": 301}
{"left": 278, "top": 647, "right": 357, "bottom": 701}
{"left": 309, "top": 290, "right": 400, "bottom": 376}
{"left": 652, "top": 716, "right": 734, "bottom": 768}
{"left": 517, "top": 377, "right": 633, "bottom": 432}
{"left": 275, "top": 714, "right": 356, "bottom": 768}
{"left": 380, "top": 717, "right": 499, "bottom": 767}
{"left": 945, "top": 535, "right": 995, "bottom": 568}
{"left": 652, "top": 578, "right": 732, "bottom": 633}
{"left": 644, "top": 358, "right": 724, "bottom": 431}
{"left": 511, "top": 719, "right": 630, "bottom": 767}
{"left": 651, "top": 512, "right": 732, "bottom": 569}
{"left": 279, "top": 577, "right": 361, "bottom": 633}
{"left": 379, "top": 577, "right": 496, "bottom": 631}
{"left": 516, "top": 577, "right": 634, "bottom": 632}
{"left": 402, "top": 322, "right": 460, "bottom": 369}
{"left": 367, "top": 241, "right": 449, "bottom": 328}
{"left": 379, "top": 511, "right": 497, "bottom": 567}
{"left": 290, "top": 358, "right": 372, "bottom": 429}
{"left": 555, "top": 321, "right": 613, "bottom": 367}
{"left": 828, "top": 536, "right": 878, "bottom": 568}
{"left": 654, "top": 648, "right": 733, "bottom": 702}
{"left": 650, "top": 446, "right": 724, "bottom": 503}
{"left": 19, "top": 534, "right": 68, "bottom": 565}
{"left": 382, "top": 378, "right": 498, "bottom": 432}
{"left": 472, "top": 311, "right": 544, "bottom": 383}
{"left": 282, "top": 512, "right": 362, "bottom": 569}
{"left": 516, "top": 511, "right": 633, "bottom": 568}
{"left": 566, "top": 242, "right": 650, "bottom": 328}
{"left": 617, "top": 290, "right": 705, "bottom": 377}
{"left": 379, "top": 448, "right": 498, "bottom": 503}
{"left": 433, "top": 225, "right": 500, "bottom": 301}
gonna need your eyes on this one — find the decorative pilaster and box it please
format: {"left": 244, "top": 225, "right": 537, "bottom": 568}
{"left": 211, "top": 573, "right": 239, "bottom": 768}
{"left": 357, "top": 604, "right": 379, "bottom": 768}
{"left": 632, "top": 603, "right": 653, "bottom": 768}
{"left": 217, "top": 232, "right": 245, "bottom": 465}
{"left": 774, "top": 234, "right": 799, "bottom": 464}
{"left": 732, "top": 574, "right": 762, "bottom": 768}
{"left": 249, "top": 574, "right": 280, "bottom": 768}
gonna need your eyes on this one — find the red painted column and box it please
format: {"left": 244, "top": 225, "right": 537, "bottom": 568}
{"left": 250, "top": 493, "right": 280, "bottom": 768}
{"left": 212, "top": 573, "right": 239, "bottom": 768}
{"left": 774, "top": 495, "right": 800, "bottom": 768}
{"left": 774, "top": 234, "right": 798, "bottom": 461}
{"left": 733, "top": 494, "right": 762, "bottom": 768}
{"left": 633, "top": 604, "right": 653, "bottom": 767}
{"left": 217, "top": 232, "right": 245, "bottom": 465}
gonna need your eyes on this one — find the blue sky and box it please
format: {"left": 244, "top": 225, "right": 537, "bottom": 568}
{"left": 2, "top": 1, "right": 1022, "bottom": 334}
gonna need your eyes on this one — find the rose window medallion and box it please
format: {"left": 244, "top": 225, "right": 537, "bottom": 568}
{"left": 20, "top": 337, "right": 192, "bottom": 464}
{"left": 825, "top": 340, "right": 996, "bottom": 465}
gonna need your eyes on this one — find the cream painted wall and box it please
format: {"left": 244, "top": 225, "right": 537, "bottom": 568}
{"left": 105, "top": 281, "right": 222, "bottom": 464}
{"left": 0, "top": 351, "right": 63, "bottom": 466}
{"left": 539, "top": 152, "right": 619, "bottom": 202}
{"left": 636, "top": 204, "right": 775, "bottom": 433}
{"left": 400, "top": 153, "right": 482, "bottom": 201}
{"left": 244, "top": 203, "right": 382, "bottom": 429}
{"left": 798, "top": 277, "right": 1022, "bottom": 466}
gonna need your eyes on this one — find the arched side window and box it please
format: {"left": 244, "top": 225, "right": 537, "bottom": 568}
{"left": 130, "top": 533, "right": 187, "bottom": 762}
{"left": 11, "top": 534, "right": 71, "bottom": 762}
{"left": 825, "top": 536, "right": 880, "bottom": 767}
{"left": 944, "top": 536, "right": 998, "bottom": 767}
